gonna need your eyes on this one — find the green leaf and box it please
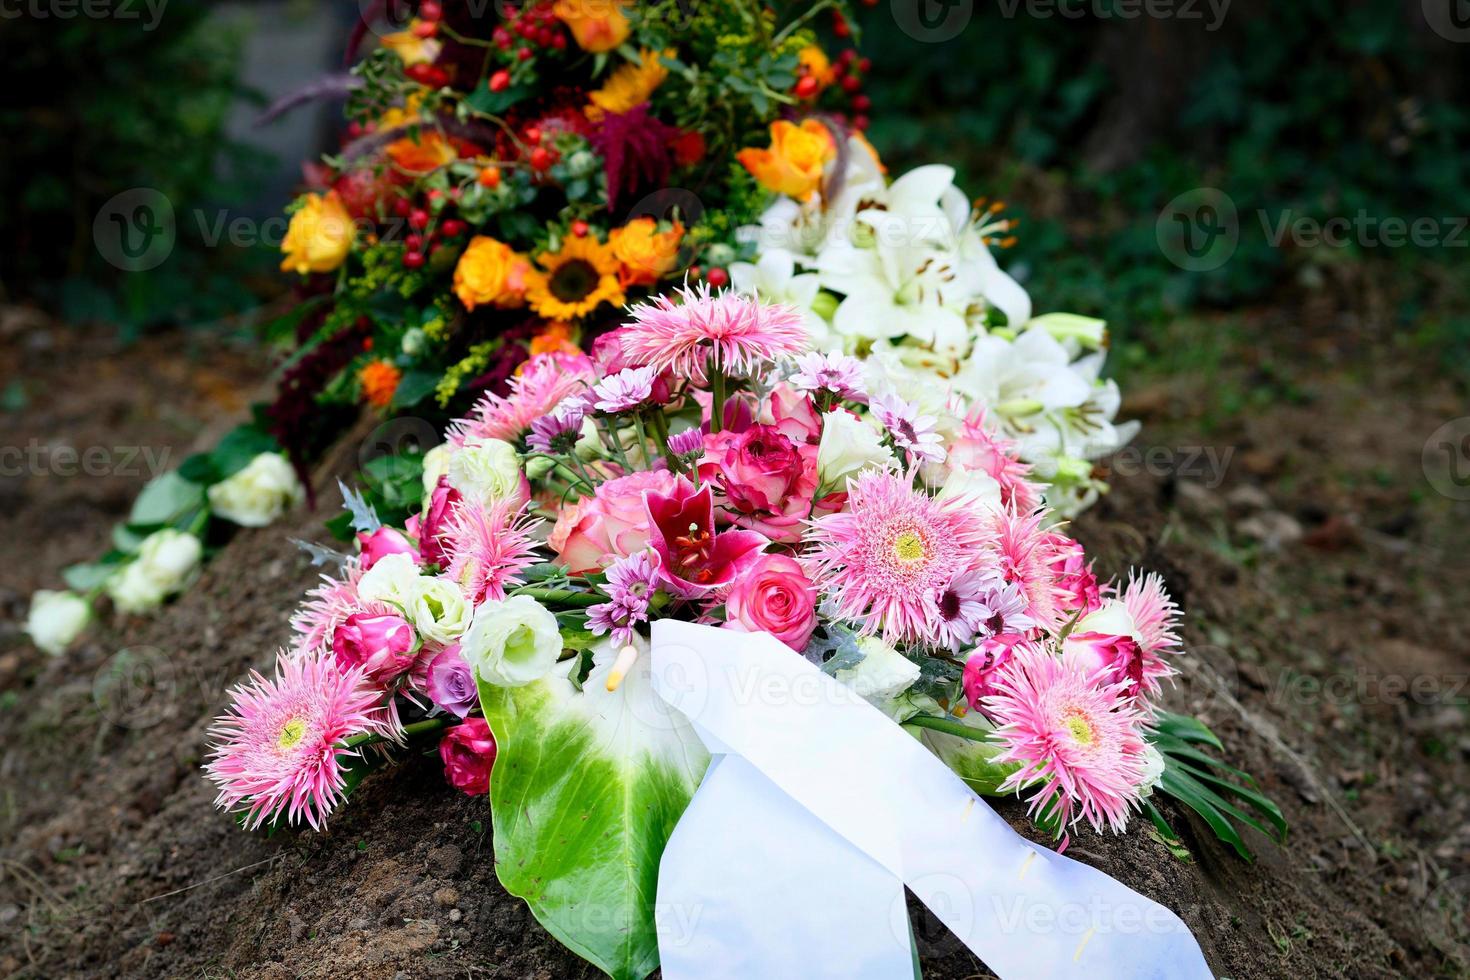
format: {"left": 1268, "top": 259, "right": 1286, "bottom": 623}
{"left": 478, "top": 641, "right": 708, "bottom": 980}
{"left": 62, "top": 558, "right": 124, "bottom": 592}
{"left": 1152, "top": 711, "right": 1225, "bottom": 749}
{"left": 129, "top": 471, "right": 206, "bottom": 526}
{"left": 389, "top": 369, "right": 440, "bottom": 410}
{"left": 465, "top": 83, "right": 530, "bottom": 115}
{"left": 209, "top": 425, "right": 280, "bottom": 481}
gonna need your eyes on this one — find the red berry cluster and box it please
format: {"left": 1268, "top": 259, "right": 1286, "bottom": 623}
{"left": 831, "top": 49, "right": 873, "bottom": 132}
{"left": 492, "top": 2, "right": 566, "bottom": 61}
{"left": 390, "top": 190, "right": 469, "bottom": 269}
{"left": 401, "top": 1, "right": 450, "bottom": 87}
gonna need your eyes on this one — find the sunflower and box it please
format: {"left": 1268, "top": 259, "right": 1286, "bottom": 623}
{"left": 525, "top": 235, "right": 625, "bottom": 320}
{"left": 586, "top": 49, "right": 672, "bottom": 120}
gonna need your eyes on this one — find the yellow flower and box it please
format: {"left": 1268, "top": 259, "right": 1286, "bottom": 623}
{"left": 587, "top": 48, "right": 671, "bottom": 119}
{"left": 553, "top": 0, "right": 630, "bottom": 53}
{"left": 525, "top": 235, "right": 625, "bottom": 320}
{"left": 386, "top": 130, "right": 457, "bottom": 174}
{"left": 737, "top": 119, "right": 835, "bottom": 202}
{"left": 454, "top": 236, "right": 532, "bottom": 311}
{"left": 797, "top": 45, "right": 835, "bottom": 90}
{"left": 609, "top": 217, "right": 684, "bottom": 287}
{"left": 380, "top": 27, "right": 440, "bottom": 65}
{"left": 280, "top": 191, "right": 355, "bottom": 275}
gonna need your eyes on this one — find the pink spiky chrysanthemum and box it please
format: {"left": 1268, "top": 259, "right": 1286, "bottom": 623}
{"left": 805, "top": 470, "right": 991, "bottom": 646}
{"left": 291, "top": 557, "right": 393, "bottom": 654}
{"left": 1120, "top": 570, "right": 1183, "bottom": 699}
{"left": 987, "top": 646, "right": 1150, "bottom": 841}
{"left": 617, "top": 281, "right": 808, "bottom": 382}
{"left": 448, "top": 352, "right": 597, "bottom": 446}
{"left": 441, "top": 498, "right": 542, "bottom": 603}
{"left": 952, "top": 408, "right": 1042, "bottom": 514}
{"left": 986, "top": 507, "right": 1069, "bottom": 634}
{"left": 205, "top": 650, "right": 384, "bottom": 831}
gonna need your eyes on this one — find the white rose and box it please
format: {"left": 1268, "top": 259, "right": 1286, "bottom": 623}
{"left": 936, "top": 466, "right": 1003, "bottom": 515}
{"left": 356, "top": 551, "right": 421, "bottom": 606}
{"left": 25, "top": 590, "right": 91, "bottom": 655}
{"left": 460, "top": 595, "right": 562, "bottom": 687}
{"left": 447, "top": 437, "right": 524, "bottom": 503}
{"left": 817, "top": 410, "right": 895, "bottom": 487}
{"left": 835, "top": 636, "right": 920, "bottom": 702}
{"left": 1139, "top": 743, "right": 1166, "bottom": 798}
{"left": 405, "top": 575, "right": 472, "bottom": 644}
{"left": 421, "top": 443, "right": 453, "bottom": 496}
{"left": 107, "top": 561, "right": 168, "bottom": 614}
{"left": 207, "top": 452, "right": 304, "bottom": 527}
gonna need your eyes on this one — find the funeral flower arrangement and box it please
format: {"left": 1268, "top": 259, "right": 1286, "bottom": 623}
{"left": 23, "top": 0, "right": 1130, "bottom": 655}
{"left": 204, "top": 286, "right": 1284, "bottom": 977}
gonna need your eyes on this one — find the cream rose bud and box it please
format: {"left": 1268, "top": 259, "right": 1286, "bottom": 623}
{"left": 420, "top": 443, "right": 453, "bottom": 498}
{"left": 447, "top": 437, "right": 526, "bottom": 504}
{"left": 816, "top": 410, "right": 895, "bottom": 486}
{"left": 459, "top": 595, "right": 562, "bottom": 687}
{"left": 356, "top": 551, "right": 421, "bottom": 606}
{"left": 835, "top": 636, "right": 920, "bottom": 702}
{"left": 1139, "top": 743, "right": 1166, "bottom": 798}
{"left": 106, "top": 561, "right": 168, "bottom": 614}
{"left": 405, "top": 575, "right": 472, "bottom": 644}
{"left": 207, "top": 453, "right": 305, "bottom": 527}
{"left": 25, "top": 590, "right": 91, "bottom": 655}
{"left": 138, "top": 528, "right": 203, "bottom": 587}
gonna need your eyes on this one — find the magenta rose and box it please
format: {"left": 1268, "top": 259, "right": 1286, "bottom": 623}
{"left": 426, "top": 642, "right": 478, "bottom": 719}
{"left": 962, "top": 632, "right": 1030, "bottom": 711}
{"left": 332, "top": 612, "right": 418, "bottom": 684}
{"left": 549, "top": 468, "right": 677, "bottom": 574}
{"left": 700, "top": 424, "right": 820, "bottom": 543}
{"left": 1045, "top": 532, "right": 1102, "bottom": 616}
{"left": 439, "top": 717, "right": 497, "bottom": 796}
{"left": 1063, "top": 631, "right": 1144, "bottom": 697}
{"left": 724, "top": 553, "right": 818, "bottom": 651}
{"left": 414, "top": 476, "right": 462, "bottom": 568}
{"left": 356, "top": 525, "right": 420, "bottom": 570}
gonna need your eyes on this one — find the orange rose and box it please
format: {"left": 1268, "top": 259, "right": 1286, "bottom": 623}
{"left": 552, "top": 0, "right": 630, "bottom": 53}
{"left": 279, "top": 191, "right": 355, "bottom": 275}
{"left": 453, "top": 236, "right": 531, "bottom": 310}
{"left": 609, "top": 218, "right": 684, "bottom": 287}
{"left": 737, "top": 119, "right": 835, "bottom": 202}
{"left": 386, "top": 130, "right": 457, "bottom": 174}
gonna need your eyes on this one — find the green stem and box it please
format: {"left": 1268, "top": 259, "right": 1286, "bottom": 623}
{"left": 901, "top": 714, "right": 992, "bottom": 743}
{"left": 344, "top": 716, "right": 451, "bottom": 750}
{"left": 710, "top": 355, "right": 727, "bottom": 434}
{"left": 631, "top": 412, "right": 652, "bottom": 469}
{"left": 513, "top": 586, "right": 602, "bottom": 607}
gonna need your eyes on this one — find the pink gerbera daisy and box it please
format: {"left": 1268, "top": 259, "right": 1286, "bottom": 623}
{"left": 618, "top": 282, "right": 808, "bottom": 382}
{"left": 1120, "top": 570, "right": 1183, "bottom": 699}
{"left": 291, "top": 558, "right": 393, "bottom": 654}
{"left": 205, "top": 650, "right": 384, "bottom": 831}
{"left": 806, "top": 470, "right": 991, "bottom": 646}
{"left": 987, "top": 646, "right": 1150, "bottom": 841}
{"left": 441, "top": 498, "right": 542, "bottom": 603}
{"left": 448, "top": 352, "right": 597, "bottom": 445}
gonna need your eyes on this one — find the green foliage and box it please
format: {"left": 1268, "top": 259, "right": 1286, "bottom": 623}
{"left": 1, "top": 2, "right": 272, "bottom": 334}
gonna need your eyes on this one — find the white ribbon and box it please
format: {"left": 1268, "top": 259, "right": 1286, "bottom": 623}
{"left": 649, "top": 620, "right": 1213, "bottom": 980}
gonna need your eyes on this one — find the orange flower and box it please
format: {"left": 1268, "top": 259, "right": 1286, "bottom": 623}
{"left": 530, "top": 321, "right": 583, "bottom": 358}
{"left": 386, "top": 130, "right": 457, "bottom": 174}
{"left": 737, "top": 119, "right": 835, "bottom": 202}
{"left": 359, "top": 359, "right": 402, "bottom": 408}
{"left": 609, "top": 218, "right": 684, "bottom": 287}
{"left": 454, "top": 236, "right": 532, "bottom": 310}
{"left": 553, "top": 0, "right": 630, "bottom": 53}
{"left": 797, "top": 46, "right": 835, "bottom": 91}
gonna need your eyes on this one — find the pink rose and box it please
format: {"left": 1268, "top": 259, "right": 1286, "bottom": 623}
{"left": 1044, "top": 532, "right": 1102, "bottom": 616}
{"left": 700, "top": 424, "right": 819, "bottom": 543}
{"left": 1063, "top": 631, "right": 1144, "bottom": 697}
{"left": 724, "top": 554, "right": 818, "bottom": 651}
{"left": 962, "top": 632, "right": 1029, "bottom": 711}
{"left": 415, "top": 477, "right": 462, "bottom": 568}
{"left": 761, "top": 383, "right": 822, "bottom": 445}
{"left": 550, "top": 469, "right": 677, "bottom": 574}
{"left": 439, "top": 717, "right": 497, "bottom": 796}
{"left": 356, "top": 526, "right": 420, "bottom": 570}
{"left": 332, "top": 612, "right": 418, "bottom": 684}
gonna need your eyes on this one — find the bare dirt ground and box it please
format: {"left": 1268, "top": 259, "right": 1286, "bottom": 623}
{"left": 0, "top": 302, "right": 1466, "bottom": 979}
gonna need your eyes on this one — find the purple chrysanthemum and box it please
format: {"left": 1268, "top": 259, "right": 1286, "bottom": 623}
{"left": 870, "top": 392, "right": 945, "bottom": 466}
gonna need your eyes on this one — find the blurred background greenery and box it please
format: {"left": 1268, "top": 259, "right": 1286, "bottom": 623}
{"left": 2, "top": 0, "right": 1466, "bottom": 376}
